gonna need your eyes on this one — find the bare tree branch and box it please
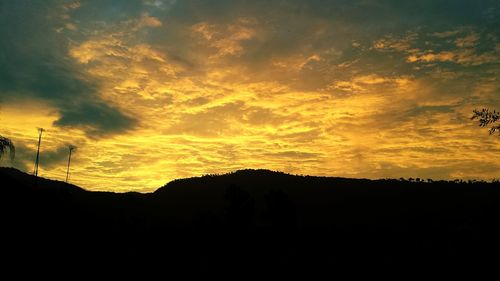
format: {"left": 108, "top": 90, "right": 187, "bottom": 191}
{"left": 471, "top": 108, "right": 500, "bottom": 135}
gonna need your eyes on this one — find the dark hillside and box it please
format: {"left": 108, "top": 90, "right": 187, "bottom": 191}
{"left": 2, "top": 167, "right": 500, "bottom": 276}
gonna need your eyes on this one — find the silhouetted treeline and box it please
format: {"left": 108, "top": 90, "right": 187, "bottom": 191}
{"left": 2, "top": 167, "right": 500, "bottom": 276}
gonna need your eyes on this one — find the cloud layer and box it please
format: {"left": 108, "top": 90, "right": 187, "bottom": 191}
{"left": 1, "top": 0, "right": 499, "bottom": 191}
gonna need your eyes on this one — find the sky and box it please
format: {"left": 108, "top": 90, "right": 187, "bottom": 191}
{"left": 0, "top": 0, "right": 499, "bottom": 192}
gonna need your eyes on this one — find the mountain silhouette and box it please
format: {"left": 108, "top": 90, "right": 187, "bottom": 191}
{"left": 2, "top": 167, "right": 500, "bottom": 276}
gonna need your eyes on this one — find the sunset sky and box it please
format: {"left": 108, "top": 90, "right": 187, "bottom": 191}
{"left": 1, "top": 0, "right": 499, "bottom": 192}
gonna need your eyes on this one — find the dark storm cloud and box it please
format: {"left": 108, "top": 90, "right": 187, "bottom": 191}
{"left": 10, "top": 143, "right": 68, "bottom": 171}
{"left": 0, "top": 1, "right": 135, "bottom": 136}
{"left": 54, "top": 101, "right": 135, "bottom": 137}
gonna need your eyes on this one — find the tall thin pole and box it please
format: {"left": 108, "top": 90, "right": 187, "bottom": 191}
{"left": 33, "top": 128, "right": 44, "bottom": 177}
{"left": 66, "top": 145, "right": 76, "bottom": 183}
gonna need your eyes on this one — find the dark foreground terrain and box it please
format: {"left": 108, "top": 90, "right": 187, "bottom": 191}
{"left": 2, "top": 167, "right": 500, "bottom": 276}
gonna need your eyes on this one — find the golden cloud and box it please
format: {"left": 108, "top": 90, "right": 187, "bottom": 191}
{"left": 191, "top": 18, "right": 258, "bottom": 58}
{"left": 4, "top": 6, "right": 500, "bottom": 192}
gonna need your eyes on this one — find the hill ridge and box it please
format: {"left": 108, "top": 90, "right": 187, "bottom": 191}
{"left": 2, "top": 166, "right": 500, "bottom": 273}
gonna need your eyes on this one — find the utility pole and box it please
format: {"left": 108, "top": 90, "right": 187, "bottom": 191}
{"left": 66, "top": 145, "right": 76, "bottom": 183}
{"left": 33, "top": 127, "right": 44, "bottom": 177}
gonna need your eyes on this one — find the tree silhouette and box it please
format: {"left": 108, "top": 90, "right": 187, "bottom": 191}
{"left": 0, "top": 135, "right": 15, "bottom": 161}
{"left": 471, "top": 108, "right": 500, "bottom": 135}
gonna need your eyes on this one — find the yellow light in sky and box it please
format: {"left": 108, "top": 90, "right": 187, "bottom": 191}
{"left": 1, "top": 1, "right": 499, "bottom": 192}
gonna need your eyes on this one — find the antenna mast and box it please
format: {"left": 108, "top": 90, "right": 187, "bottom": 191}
{"left": 33, "top": 127, "right": 44, "bottom": 177}
{"left": 66, "top": 145, "right": 76, "bottom": 183}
